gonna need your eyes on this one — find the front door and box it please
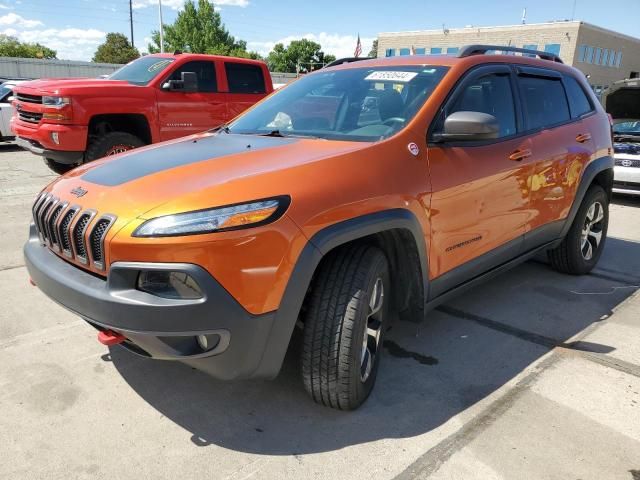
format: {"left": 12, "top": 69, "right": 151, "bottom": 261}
{"left": 428, "top": 65, "right": 533, "bottom": 294}
{"left": 156, "top": 60, "right": 227, "bottom": 141}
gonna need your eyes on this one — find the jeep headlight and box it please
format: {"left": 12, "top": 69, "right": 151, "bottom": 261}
{"left": 133, "top": 197, "right": 289, "bottom": 237}
{"left": 42, "top": 96, "right": 71, "bottom": 107}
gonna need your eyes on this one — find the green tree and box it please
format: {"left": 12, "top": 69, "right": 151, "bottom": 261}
{"left": 368, "top": 39, "right": 378, "bottom": 58}
{"left": 148, "top": 0, "right": 259, "bottom": 59}
{"left": 0, "top": 34, "right": 56, "bottom": 59}
{"left": 266, "top": 39, "right": 336, "bottom": 73}
{"left": 92, "top": 33, "right": 140, "bottom": 64}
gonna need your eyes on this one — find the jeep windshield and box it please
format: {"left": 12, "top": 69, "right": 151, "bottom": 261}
{"left": 229, "top": 65, "right": 449, "bottom": 142}
{"left": 108, "top": 57, "right": 175, "bottom": 86}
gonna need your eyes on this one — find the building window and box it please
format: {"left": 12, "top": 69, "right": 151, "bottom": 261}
{"left": 446, "top": 47, "right": 459, "bottom": 54}
{"left": 585, "top": 46, "right": 594, "bottom": 64}
{"left": 399, "top": 48, "right": 410, "bottom": 56}
{"left": 578, "top": 44, "right": 587, "bottom": 62}
{"left": 430, "top": 47, "right": 442, "bottom": 54}
{"left": 415, "top": 47, "right": 426, "bottom": 54}
{"left": 385, "top": 48, "right": 395, "bottom": 57}
{"left": 609, "top": 51, "right": 617, "bottom": 67}
{"left": 544, "top": 44, "right": 561, "bottom": 57}
{"left": 616, "top": 51, "right": 623, "bottom": 68}
{"left": 601, "top": 49, "right": 609, "bottom": 67}
{"left": 594, "top": 48, "right": 602, "bottom": 65}
{"left": 522, "top": 44, "right": 537, "bottom": 57}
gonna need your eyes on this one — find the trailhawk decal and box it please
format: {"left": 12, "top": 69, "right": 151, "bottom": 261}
{"left": 81, "top": 134, "right": 297, "bottom": 187}
{"left": 445, "top": 235, "right": 482, "bottom": 252}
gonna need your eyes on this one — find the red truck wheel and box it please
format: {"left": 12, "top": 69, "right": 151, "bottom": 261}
{"left": 85, "top": 132, "right": 145, "bottom": 162}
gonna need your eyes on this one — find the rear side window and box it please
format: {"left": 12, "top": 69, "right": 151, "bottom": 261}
{"left": 518, "top": 75, "right": 570, "bottom": 130}
{"left": 225, "top": 63, "right": 266, "bottom": 94}
{"left": 169, "top": 61, "right": 217, "bottom": 92}
{"left": 447, "top": 72, "right": 517, "bottom": 138}
{"left": 563, "top": 75, "right": 593, "bottom": 118}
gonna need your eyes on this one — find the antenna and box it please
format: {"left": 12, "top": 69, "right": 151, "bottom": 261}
{"left": 521, "top": 7, "right": 527, "bottom": 24}
{"left": 571, "top": 0, "right": 577, "bottom": 20}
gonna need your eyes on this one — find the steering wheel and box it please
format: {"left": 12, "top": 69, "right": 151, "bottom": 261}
{"left": 382, "top": 117, "right": 406, "bottom": 127}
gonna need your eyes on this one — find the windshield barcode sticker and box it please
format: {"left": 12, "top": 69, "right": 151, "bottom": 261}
{"left": 365, "top": 71, "right": 418, "bottom": 82}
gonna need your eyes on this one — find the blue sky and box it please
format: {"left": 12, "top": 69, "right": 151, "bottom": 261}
{"left": 1, "top": 0, "right": 639, "bottom": 61}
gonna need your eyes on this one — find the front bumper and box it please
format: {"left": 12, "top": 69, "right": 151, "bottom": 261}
{"left": 24, "top": 226, "right": 280, "bottom": 380}
{"left": 613, "top": 161, "right": 640, "bottom": 195}
{"left": 12, "top": 119, "right": 87, "bottom": 164}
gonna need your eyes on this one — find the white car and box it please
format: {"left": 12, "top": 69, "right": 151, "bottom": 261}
{"left": 604, "top": 80, "right": 640, "bottom": 195}
{"left": 0, "top": 80, "right": 27, "bottom": 142}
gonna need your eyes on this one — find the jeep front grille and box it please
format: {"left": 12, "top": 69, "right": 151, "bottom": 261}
{"left": 615, "top": 158, "right": 640, "bottom": 168}
{"left": 31, "top": 193, "right": 116, "bottom": 271}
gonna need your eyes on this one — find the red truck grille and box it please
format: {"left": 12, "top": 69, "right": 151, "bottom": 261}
{"left": 18, "top": 110, "right": 43, "bottom": 124}
{"left": 32, "top": 193, "right": 116, "bottom": 272}
{"left": 15, "top": 93, "right": 42, "bottom": 104}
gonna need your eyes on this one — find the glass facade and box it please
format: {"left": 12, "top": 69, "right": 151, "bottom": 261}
{"left": 544, "top": 43, "right": 561, "bottom": 56}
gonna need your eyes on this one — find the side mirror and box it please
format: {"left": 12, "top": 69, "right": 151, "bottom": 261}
{"left": 433, "top": 111, "right": 500, "bottom": 142}
{"left": 163, "top": 71, "right": 198, "bottom": 93}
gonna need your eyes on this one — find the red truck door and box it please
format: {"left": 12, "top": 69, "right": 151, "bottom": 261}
{"left": 156, "top": 60, "right": 227, "bottom": 141}
{"left": 223, "top": 61, "right": 269, "bottom": 119}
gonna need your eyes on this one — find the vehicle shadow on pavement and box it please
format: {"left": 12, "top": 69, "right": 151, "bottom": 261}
{"left": 109, "top": 236, "right": 640, "bottom": 455}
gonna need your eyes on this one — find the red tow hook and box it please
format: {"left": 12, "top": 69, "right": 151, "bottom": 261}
{"left": 98, "top": 330, "right": 126, "bottom": 346}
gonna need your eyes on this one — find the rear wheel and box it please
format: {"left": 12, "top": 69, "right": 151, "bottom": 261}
{"left": 548, "top": 185, "right": 609, "bottom": 274}
{"left": 44, "top": 158, "right": 75, "bottom": 175}
{"left": 85, "top": 131, "right": 144, "bottom": 162}
{"left": 301, "top": 244, "right": 390, "bottom": 410}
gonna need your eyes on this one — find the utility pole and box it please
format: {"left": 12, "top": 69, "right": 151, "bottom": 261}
{"left": 129, "top": 0, "right": 134, "bottom": 46}
{"left": 158, "top": 0, "right": 165, "bottom": 53}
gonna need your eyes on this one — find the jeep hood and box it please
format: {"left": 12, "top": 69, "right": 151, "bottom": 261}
{"left": 44, "top": 132, "right": 367, "bottom": 220}
{"left": 604, "top": 79, "right": 640, "bottom": 120}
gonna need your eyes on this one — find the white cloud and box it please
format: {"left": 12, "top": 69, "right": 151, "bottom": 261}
{"left": 132, "top": 0, "right": 247, "bottom": 9}
{"left": 0, "top": 12, "right": 43, "bottom": 28}
{"left": 0, "top": 3, "right": 12, "bottom": 9}
{"left": 248, "top": 33, "right": 376, "bottom": 59}
{"left": 2, "top": 26, "right": 106, "bottom": 61}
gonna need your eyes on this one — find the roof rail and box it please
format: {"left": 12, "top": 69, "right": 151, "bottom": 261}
{"left": 457, "top": 44, "right": 563, "bottom": 64}
{"left": 324, "top": 57, "right": 374, "bottom": 68}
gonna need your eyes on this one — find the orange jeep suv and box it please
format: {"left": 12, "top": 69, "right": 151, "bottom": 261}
{"left": 25, "top": 45, "right": 614, "bottom": 410}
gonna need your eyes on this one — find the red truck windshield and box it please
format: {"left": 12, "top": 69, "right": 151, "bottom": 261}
{"left": 109, "top": 57, "right": 176, "bottom": 86}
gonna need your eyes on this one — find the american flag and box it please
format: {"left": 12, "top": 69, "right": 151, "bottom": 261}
{"left": 354, "top": 34, "right": 362, "bottom": 58}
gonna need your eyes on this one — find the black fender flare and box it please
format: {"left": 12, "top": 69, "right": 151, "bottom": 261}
{"left": 560, "top": 155, "right": 614, "bottom": 238}
{"left": 253, "top": 208, "right": 429, "bottom": 378}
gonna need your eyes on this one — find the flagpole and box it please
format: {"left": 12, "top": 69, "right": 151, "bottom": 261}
{"left": 158, "top": 0, "right": 165, "bottom": 53}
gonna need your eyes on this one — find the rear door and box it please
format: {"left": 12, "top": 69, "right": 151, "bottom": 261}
{"left": 223, "top": 61, "right": 268, "bottom": 119}
{"left": 156, "top": 60, "right": 227, "bottom": 141}
{"left": 428, "top": 65, "right": 533, "bottom": 295}
{"left": 516, "top": 67, "right": 596, "bottom": 246}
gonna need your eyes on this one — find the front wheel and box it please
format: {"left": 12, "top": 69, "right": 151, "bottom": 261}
{"left": 301, "top": 244, "right": 390, "bottom": 410}
{"left": 44, "top": 158, "right": 75, "bottom": 175}
{"left": 548, "top": 185, "right": 609, "bottom": 274}
{"left": 85, "top": 131, "right": 144, "bottom": 162}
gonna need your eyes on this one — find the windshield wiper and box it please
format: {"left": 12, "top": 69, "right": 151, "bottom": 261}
{"left": 260, "top": 129, "right": 285, "bottom": 137}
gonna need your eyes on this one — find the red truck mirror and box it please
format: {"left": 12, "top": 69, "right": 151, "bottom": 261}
{"left": 163, "top": 71, "right": 198, "bottom": 93}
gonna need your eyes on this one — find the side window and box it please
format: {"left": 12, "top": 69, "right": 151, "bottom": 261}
{"left": 447, "top": 72, "right": 517, "bottom": 138}
{"left": 169, "top": 61, "right": 217, "bottom": 92}
{"left": 517, "top": 75, "right": 570, "bottom": 130}
{"left": 225, "top": 63, "right": 266, "bottom": 94}
{"left": 563, "top": 76, "right": 594, "bottom": 118}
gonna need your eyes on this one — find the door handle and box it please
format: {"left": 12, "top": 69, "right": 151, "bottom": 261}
{"left": 576, "top": 133, "right": 592, "bottom": 143}
{"left": 509, "top": 149, "right": 532, "bottom": 161}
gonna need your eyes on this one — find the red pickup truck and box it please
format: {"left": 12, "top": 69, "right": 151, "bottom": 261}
{"left": 11, "top": 53, "right": 273, "bottom": 173}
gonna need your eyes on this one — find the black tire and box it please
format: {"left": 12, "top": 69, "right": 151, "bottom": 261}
{"left": 301, "top": 244, "right": 390, "bottom": 410}
{"left": 548, "top": 185, "right": 609, "bottom": 275}
{"left": 85, "top": 131, "right": 144, "bottom": 162}
{"left": 44, "top": 158, "right": 75, "bottom": 175}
